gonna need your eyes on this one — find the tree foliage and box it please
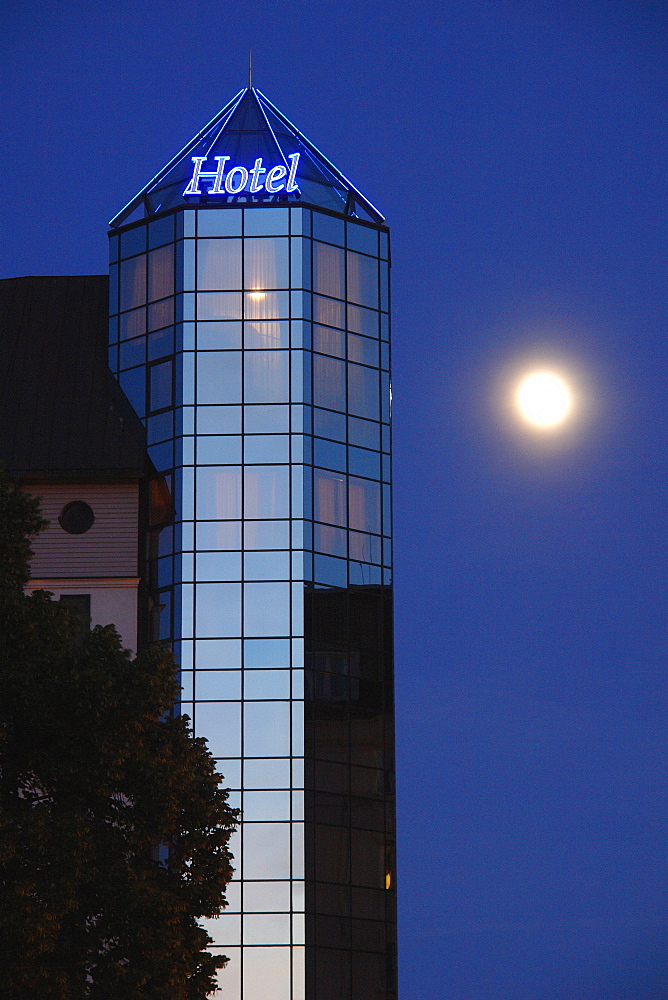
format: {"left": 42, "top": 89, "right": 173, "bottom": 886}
{"left": 0, "top": 474, "right": 238, "bottom": 998}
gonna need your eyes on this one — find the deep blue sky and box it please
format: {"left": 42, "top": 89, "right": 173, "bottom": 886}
{"left": 1, "top": 2, "right": 666, "bottom": 997}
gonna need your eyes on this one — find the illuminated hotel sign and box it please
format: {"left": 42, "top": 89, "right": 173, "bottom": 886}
{"left": 184, "top": 152, "right": 300, "bottom": 196}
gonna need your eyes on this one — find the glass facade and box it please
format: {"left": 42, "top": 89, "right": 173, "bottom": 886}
{"left": 110, "top": 104, "right": 395, "bottom": 1000}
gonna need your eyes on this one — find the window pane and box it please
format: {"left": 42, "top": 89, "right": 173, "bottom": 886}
{"left": 244, "top": 551, "right": 290, "bottom": 581}
{"left": 348, "top": 363, "right": 379, "bottom": 420}
{"left": 314, "top": 469, "right": 347, "bottom": 527}
{"left": 313, "top": 355, "right": 345, "bottom": 411}
{"left": 244, "top": 321, "right": 289, "bottom": 349}
{"left": 244, "top": 404, "right": 289, "bottom": 433}
{"left": 120, "top": 306, "right": 146, "bottom": 340}
{"left": 194, "top": 701, "right": 241, "bottom": 757}
{"left": 243, "top": 791, "right": 291, "bottom": 822}
{"left": 244, "top": 237, "right": 289, "bottom": 289}
{"left": 195, "top": 670, "right": 242, "bottom": 700}
{"left": 197, "top": 239, "right": 242, "bottom": 290}
{"left": 244, "top": 208, "right": 288, "bottom": 236}
{"left": 243, "top": 824, "right": 291, "bottom": 880}
{"left": 120, "top": 255, "right": 146, "bottom": 311}
{"left": 243, "top": 703, "right": 291, "bottom": 757}
{"left": 243, "top": 758, "right": 291, "bottom": 789}
{"left": 196, "top": 435, "right": 242, "bottom": 465}
{"left": 347, "top": 332, "right": 378, "bottom": 367}
{"left": 244, "top": 520, "right": 291, "bottom": 550}
{"left": 244, "top": 466, "right": 290, "bottom": 519}
{"left": 194, "top": 582, "right": 241, "bottom": 638}
{"left": 148, "top": 297, "right": 174, "bottom": 332}
{"left": 197, "top": 321, "right": 241, "bottom": 349}
{"left": 347, "top": 251, "right": 378, "bottom": 308}
{"left": 244, "top": 670, "right": 291, "bottom": 699}
{"left": 313, "top": 325, "right": 345, "bottom": 358}
{"left": 313, "top": 295, "right": 343, "bottom": 328}
{"left": 313, "top": 241, "right": 344, "bottom": 299}
{"left": 243, "top": 881, "right": 291, "bottom": 911}
{"left": 244, "top": 582, "right": 291, "bottom": 637}
{"left": 149, "top": 360, "right": 172, "bottom": 411}
{"left": 148, "top": 244, "right": 174, "bottom": 300}
{"left": 196, "top": 467, "right": 241, "bottom": 519}
{"left": 244, "top": 351, "right": 289, "bottom": 403}
{"left": 196, "top": 351, "right": 241, "bottom": 404}
{"left": 197, "top": 291, "right": 242, "bottom": 320}
{"left": 195, "top": 520, "right": 241, "bottom": 550}
{"left": 348, "top": 476, "right": 380, "bottom": 533}
{"left": 244, "top": 290, "right": 289, "bottom": 320}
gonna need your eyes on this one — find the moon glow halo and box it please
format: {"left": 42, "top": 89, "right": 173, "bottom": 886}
{"left": 516, "top": 372, "right": 572, "bottom": 428}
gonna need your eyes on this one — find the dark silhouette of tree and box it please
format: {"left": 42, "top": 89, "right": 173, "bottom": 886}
{"left": 0, "top": 474, "right": 238, "bottom": 998}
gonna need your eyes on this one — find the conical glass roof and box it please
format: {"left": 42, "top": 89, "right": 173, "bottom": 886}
{"left": 110, "top": 88, "right": 384, "bottom": 228}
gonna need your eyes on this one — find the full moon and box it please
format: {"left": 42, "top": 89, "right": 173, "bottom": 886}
{"left": 516, "top": 371, "right": 572, "bottom": 428}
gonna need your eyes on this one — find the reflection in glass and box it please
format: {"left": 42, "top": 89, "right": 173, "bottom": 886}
{"left": 243, "top": 519, "right": 290, "bottom": 550}
{"left": 197, "top": 238, "right": 242, "bottom": 290}
{"left": 314, "top": 469, "right": 346, "bottom": 526}
{"left": 244, "top": 638, "right": 290, "bottom": 668}
{"left": 244, "top": 466, "right": 290, "bottom": 519}
{"left": 244, "top": 320, "right": 289, "bottom": 349}
{"left": 197, "top": 404, "right": 241, "bottom": 434}
{"left": 120, "top": 255, "right": 146, "bottom": 311}
{"left": 194, "top": 638, "right": 241, "bottom": 669}
{"left": 196, "top": 467, "right": 241, "bottom": 519}
{"left": 313, "top": 295, "right": 344, "bottom": 329}
{"left": 244, "top": 702, "right": 291, "bottom": 757}
{"left": 244, "top": 237, "right": 289, "bottom": 289}
{"left": 348, "top": 362, "right": 379, "bottom": 420}
{"left": 244, "top": 434, "right": 289, "bottom": 464}
{"left": 347, "top": 250, "right": 378, "bottom": 308}
{"left": 242, "top": 946, "right": 291, "bottom": 1000}
{"left": 148, "top": 297, "right": 174, "bottom": 332}
{"left": 194, "top": 582, "right": 241, "bottom": 638}
{"left": 244, "top": 582, "right": 290, "bottom": 637}
{"left": 244, "top": 403, "right": 289, "bottom": 433}
{"left": 244, "top": 351, "right": 289, "bottom": 403}
{"left": 243, "top": 790, "right": 291, "bottom": 822}
{"left": 243, "top": 881, "right": 291, "bottom": 912}
{"left": 197, "top": 291, "right": 242, "bottom": 320}
{"left": 244, "top": 669, "right": 291, "bottom": 700}
{"left": 196, "top": 350, "right": 241, "bottom": 404}
{"left": 244, "top": 550, "right": 291, "bottom": 581}
{"left": 195, "top": 670, "right": 241, "bottom": 701}
{"left": 313, "top": 354, "right": 345, "bottom": 411}
{"left": 194, "top": 701, "right": 241, "bottom": 757}
{"left": 243, "top": 758, "right": 291, "bottom": 789}
{"left": 149, "top": 360, "right": 172, "bottom": 412}
{"left": 243, "top": 911, "right": 291, "bottom": 944}
{"left": 244, "top": 290, "right": 289, "bottom": 320}
{"left": 148, "top": 244, "right": 174, "bottom": 300}
{"left": 313, "top": 325, "right": 345, "bottom": 358}
{"left": 348, "top": 476, "right": 381, "bottom": 533}
{"left": 196, "top": 435, "right": 241, "bottom": 465}
{"left": 197, "top": 321, "right": 242, "bottom": 349}
{"left": 313, "top": 241, "right": 344, "bottom": 299}
{"left": 196, "top": 520, "right": 241, "bottom": 551}
{"left": 196, "top": 550, "right": 241, "bottom": 582}
{"left": 243, "top": 823, "right": 291, "bottom": 880}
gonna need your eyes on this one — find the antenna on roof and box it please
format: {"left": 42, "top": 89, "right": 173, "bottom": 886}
{"left": 248, "top": 48, "right": 253, "bottom": 90}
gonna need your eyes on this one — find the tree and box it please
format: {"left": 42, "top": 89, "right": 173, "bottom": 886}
{"left": 0, "top": 474, "right": 239, "bottom": 999}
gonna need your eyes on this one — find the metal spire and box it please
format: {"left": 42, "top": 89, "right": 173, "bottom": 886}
{"left": 248, "top": 48, "right": 253, "bottom": 90}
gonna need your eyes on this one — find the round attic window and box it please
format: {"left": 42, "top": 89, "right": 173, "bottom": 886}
{"left": 59, "top": 501, "right": 95, "bottom": 535}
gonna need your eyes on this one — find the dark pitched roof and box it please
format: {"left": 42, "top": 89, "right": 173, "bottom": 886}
{"left": 110, "top": 87, "right": 385, "bottom": 227}
{"left": 0, "top": 275, "right": 148, "bottom": 476}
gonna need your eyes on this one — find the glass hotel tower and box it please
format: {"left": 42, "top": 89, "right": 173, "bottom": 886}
{"left": 108, "top": 88, "right": 396, "bottom": 1000}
